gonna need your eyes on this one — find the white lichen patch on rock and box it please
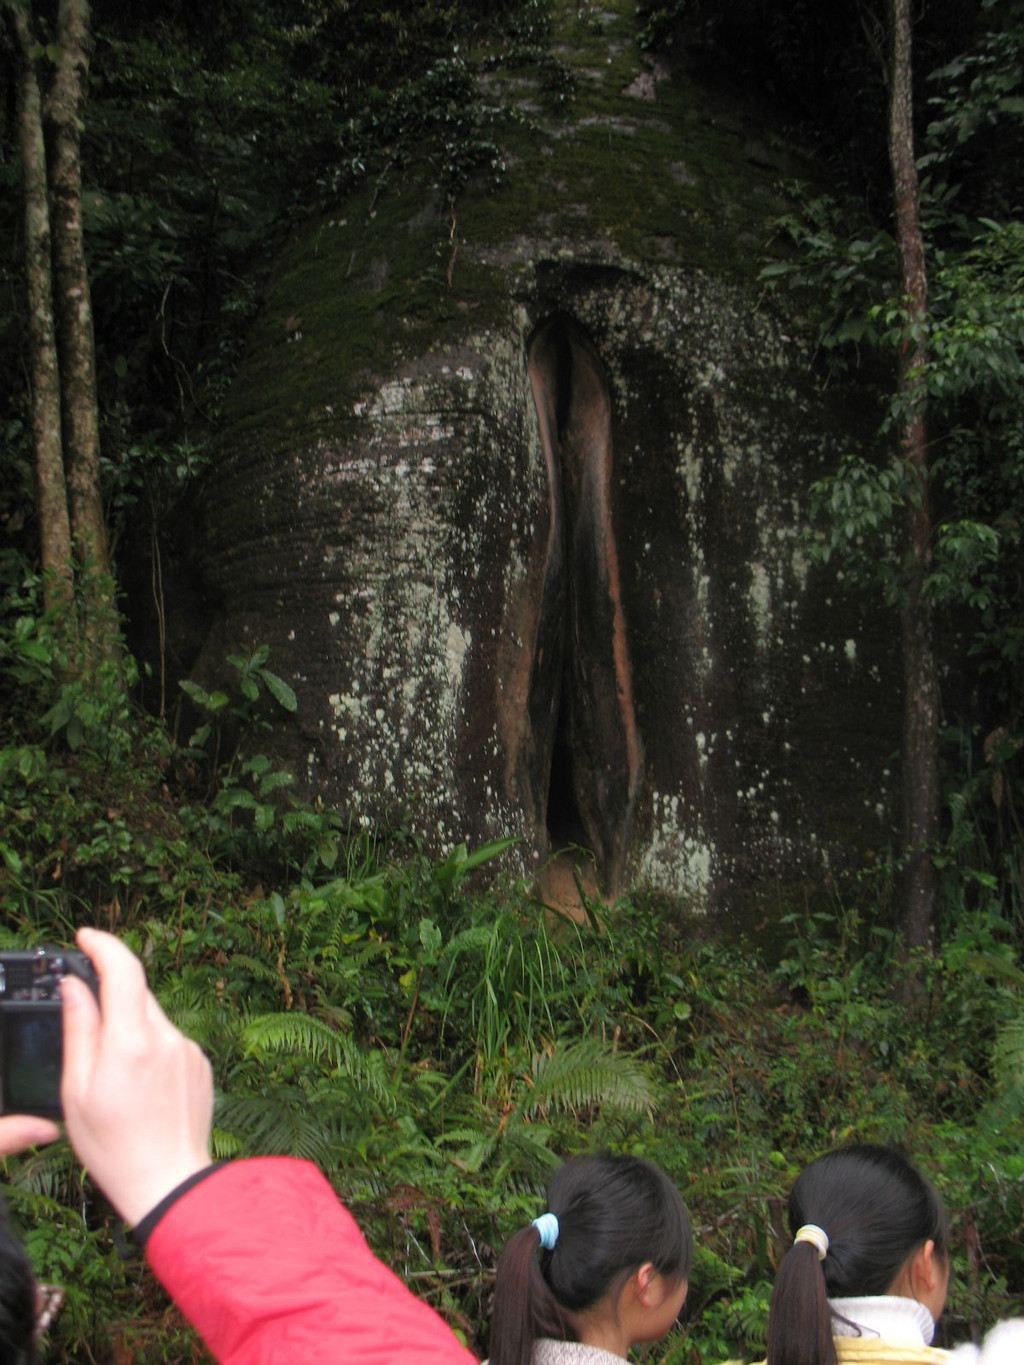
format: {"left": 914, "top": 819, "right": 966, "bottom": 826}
{"left": 748, "top": 561, "right": 772, "bottom": 649}
{"left": 638, "top": 791, "right": 714, "bottom": 907}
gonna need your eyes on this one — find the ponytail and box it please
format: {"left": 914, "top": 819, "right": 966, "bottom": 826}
{"left": 489, "top": 1227, "right": 576, "bottom": 1365}
{"left": 766, "top": 1241, "right": 835, "bottom": 1365}
{"left": 488, "top": 1155, "right": 691, "bottom": 1365}
{"left": 766, "top": 1145, "right": 949, "bottom": 1365}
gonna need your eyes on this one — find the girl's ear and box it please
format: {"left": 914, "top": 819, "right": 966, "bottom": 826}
{"left": 909, "top": 1239, "right": 941, "bottom": 1294}
{"left": 904, "top": 1237, "right": 950, "bottom": 1323}
{"left": 633, "top": 1262, "right": 656, "bottom": 1305}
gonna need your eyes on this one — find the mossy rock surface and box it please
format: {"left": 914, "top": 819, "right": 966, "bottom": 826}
{"left": 190, "top": 0, "right": 897, "bottom": 912}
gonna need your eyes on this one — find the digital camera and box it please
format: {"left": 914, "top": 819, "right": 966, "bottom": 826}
{"left": 0, "top": 948, "right": 99, "bottom": 1118}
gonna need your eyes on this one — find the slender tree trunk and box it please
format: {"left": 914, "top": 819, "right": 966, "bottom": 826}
{"left": 10, "top": 5, "right": 77, "bottom": 628}
{"left": 47, "top": 0, "right": 118, "bottom": 659}
{"left": 888, "top": 0, "right": 939, "bottom": 951}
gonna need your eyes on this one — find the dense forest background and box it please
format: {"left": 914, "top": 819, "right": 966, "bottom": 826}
{"left": 0, "top": 0, "right": 1022, "bottom": 1360}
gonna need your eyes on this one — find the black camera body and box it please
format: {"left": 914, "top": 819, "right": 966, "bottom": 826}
{"left": 0, "top": 948, "right": 99, "bottom": 1118}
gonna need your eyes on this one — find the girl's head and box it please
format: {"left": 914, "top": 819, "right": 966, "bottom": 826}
{"left": 488, "top": 1154, "right": 692, "bottom": 1365}
{"left": 766, "top": 1144, "right": 951, "bottom": 1365}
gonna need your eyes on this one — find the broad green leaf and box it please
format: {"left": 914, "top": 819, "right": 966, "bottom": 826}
{"left": 257, "top": 668, "right": 298, "bottom": 712}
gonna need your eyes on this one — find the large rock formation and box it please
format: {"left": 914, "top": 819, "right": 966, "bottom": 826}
{"left": 184, "top": 2, "right": 898, "bottom": 912}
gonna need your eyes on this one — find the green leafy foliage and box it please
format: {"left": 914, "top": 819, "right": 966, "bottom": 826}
{"left": 1, "top": 572, "right": 1021, "bottom": 1359}
{"left": 805, "top": 454, "right": 906, "bottom": 605}
{"left": 760, "top": 189, "right": 896, "bottom": 361}
{"left": 1, "top": 652, "right": 1022, "bottom": 1359}
{"left": 757, "top": 9, "right": 1024, "bottom": 958}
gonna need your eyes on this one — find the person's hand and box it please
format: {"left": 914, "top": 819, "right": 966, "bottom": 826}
{"left": 61, "top": 927, "right": 214, "bottom": 1226}
{"left": 0, "top": 1115, "right": 60, "bottom": 1158}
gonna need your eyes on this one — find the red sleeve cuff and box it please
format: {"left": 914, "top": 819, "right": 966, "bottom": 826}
{"left": 133, "top": 1163, "right": 223, "bottom": 1249}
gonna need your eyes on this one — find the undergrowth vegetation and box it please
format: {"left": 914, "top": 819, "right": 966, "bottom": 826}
{"left": 0, "top": 572, "right": 1022, "bottom": 1363}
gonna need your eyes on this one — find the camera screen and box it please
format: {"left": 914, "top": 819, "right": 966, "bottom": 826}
{"left": 2, "top": 1011, "right": 62, "bottom": 1115}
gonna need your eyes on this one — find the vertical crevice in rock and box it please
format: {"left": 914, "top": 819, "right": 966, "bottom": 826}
{"left": 524, "top": 315, "right": 642, "bottom": 895}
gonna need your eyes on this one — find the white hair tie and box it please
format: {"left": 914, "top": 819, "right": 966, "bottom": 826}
{"left": 794, "top": 1223, "right": 829, "bottom": 1260}
{"left": 532, "top": 1212, "right": 559, "bottom": 1250}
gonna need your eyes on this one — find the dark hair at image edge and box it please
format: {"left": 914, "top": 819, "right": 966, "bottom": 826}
{"left": 765, "top": 1144, "right": 950, "bottom": 1365}
{"left": 0, "top": 1209, "right": 38, "bottom": 1365}
{"left": 487, "top": 1155, "right": 692, "bottom": 1365}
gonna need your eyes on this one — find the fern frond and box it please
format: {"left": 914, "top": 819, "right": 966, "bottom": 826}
{"left": 242, "top": 1010, "right": 349, "bottom": 1067}
{"left": 346, "top": 939, "right": 393, "bottom": 969}
{"left": 347, "top": 1043, "right": 399, "bottom": 1110}
{"left": 991, "top": 1013, "right": 1024, "bottom": 1117}
{"left": 227, "top": 952, "right": 283, "bottom": 984}
{"left": 500, "top": 1120, "right": 563, "bottom": 1171}
{"left": 160, "top": 995, "right": 240, "bottom": 1056}
{"left": 215, "top": 1091, "right": 340, "bottom": 1164}
{"left": 210, "top": 1126, "right": 244, "bottom": 1161}
{"left": 241, "top": 1012, "right": 397, "bottom": 1110}
{"left": 439, "top": 1135, "right": 495, "bottom": 1175}
{"left": 4, "top": 1139, "right": 80, "bottom": 1202}
{"left": 515, "top": 1039, "right": 658, "bottom": 1120}
{"left": 433, "top": 1125, "right": 489, "bottom": 1147}
{"left": 298, "top": 897, "right": 351, "bottom": 957}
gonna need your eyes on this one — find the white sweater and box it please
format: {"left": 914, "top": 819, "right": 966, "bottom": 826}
{"left": 532, "top": 1343, "right": 625, "bottom": 1365}
{"left": 830, "top": 1296, "right": 937, "bottom": 1345}
{"left": 946, "top": 1319, "right": 1024, "bottom": 1365}
{"left": 828, "top": 1298, "right": 1024, "bottom": 1364}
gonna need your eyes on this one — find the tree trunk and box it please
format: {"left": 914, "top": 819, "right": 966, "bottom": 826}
{"left": 888, "top": 0, "right": 939, "bottom": 951}
{"left": 47, "top": 0, "right": 118, "bottom": 659}
{"left": 10, "top": 5, "right": 77, "bottom": 629}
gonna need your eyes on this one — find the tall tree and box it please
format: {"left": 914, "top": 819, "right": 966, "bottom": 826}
{"left": 7, "top": 0, "right": 119, "bottom": 669}
{"left": 10, "top": 2, "right": 76, "bottom": 626}
{"left": 47, "top": 0, "right": 117, "bottom": 661}
{"left": 888, "top": 0, "right": 939, "bottom": 951}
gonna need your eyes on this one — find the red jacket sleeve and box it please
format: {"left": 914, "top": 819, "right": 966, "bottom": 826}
{"left": 144, "top": 1157, "right": 480, "bottom": 1365}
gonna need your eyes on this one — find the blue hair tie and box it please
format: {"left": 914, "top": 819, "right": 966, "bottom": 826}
{"left": 532, "top": 1212, "right": 559, "bottom": 1250}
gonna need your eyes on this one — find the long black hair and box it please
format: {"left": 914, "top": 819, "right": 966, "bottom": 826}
{"left": 487, "top": 1154, "right": 692, "bottom": 1365}
{"left": 0, "top": 1205, "right": 37, "bottom": 1365}
{"left": 765, "top": 1144, "right": 950, "bottom": 1365}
